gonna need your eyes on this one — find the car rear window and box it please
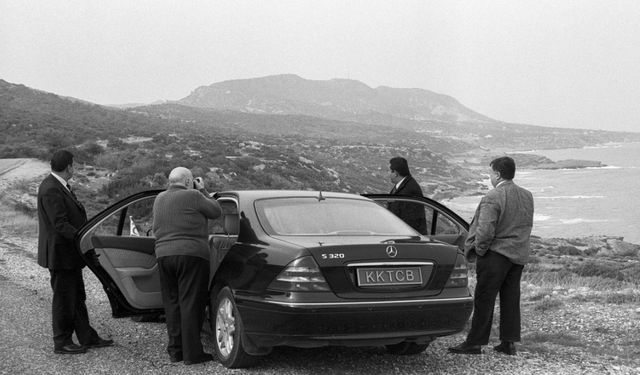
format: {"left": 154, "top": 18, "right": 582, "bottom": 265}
{"left": 255, "top": 197, "right": 418, "bottom": 236}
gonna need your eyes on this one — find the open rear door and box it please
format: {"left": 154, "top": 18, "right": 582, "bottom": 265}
{"left": 77, "top": 191, "right": 164, "bottom": 318}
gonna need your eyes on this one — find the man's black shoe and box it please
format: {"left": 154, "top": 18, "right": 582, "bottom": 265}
{"left": 184, "top": 353, "right": 214, "bottom": 365}
{"left": 493, "top": 341, "right": 516, "bottom": 355}
{"left": 169, "top": 353, "right": 183, "bottom": 363}
{"left": 84, "top": 337, "right": 114, "bottom": 348}
{"left": 448, "top": 341, "right": 482, "bottom": 354}
{"left": 131, "top": 314, "right": 166, "bottom": 323}
{"left": 54, "top": 344, "right": 87, "bottom": 355}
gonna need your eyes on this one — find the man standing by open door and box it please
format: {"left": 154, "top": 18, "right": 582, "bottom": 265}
{"left": 387, "top": 156, "right": 427, "bottom": 234}
{"left": 37, "top": 149, "right": 114, "bottom": 354}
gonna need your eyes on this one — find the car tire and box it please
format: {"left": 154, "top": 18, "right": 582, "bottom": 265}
{"left": 385, "top": 342, "right": 430, "bottom": 355}
{"left": 212, "top": 286, "right": 258, "bottom": 368}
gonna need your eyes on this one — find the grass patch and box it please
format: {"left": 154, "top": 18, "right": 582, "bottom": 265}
{"left": 568, "top": 290, "right": 640, "bottom": 304}
{"left": 0, "top": 203, "right": 38, "bottom": 236}
{"left": 533, "top": 297, "right": 564, "bottom": 312}
{"left": 572, "top": 261, "right": 626, "bottom": 281}
{"left": 527, "top": 292, "right": 548, "bottom": 302}
{"left": 594, "top": 326, "right": 612, "bottom": 335}
{"left": 0, "top": 178, "right": 39, "bottom": 236}
{"left": 604, "top": 291, "right": 640, "bottom": 304}
{"left": 525, "top": 331, "right": 584, "bottom": 348}
{"left": 584, "top": 345, "right": 640, "bottom": 366}
{"left": 523, "top": 268, "right": 639, "bottom": 292}
{"left": 14, "top": 200, "right": 36, "bottom": 216}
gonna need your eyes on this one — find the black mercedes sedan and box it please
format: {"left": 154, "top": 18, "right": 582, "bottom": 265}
{"left": 75, "top": 190, "right": 473, "bottom": 368}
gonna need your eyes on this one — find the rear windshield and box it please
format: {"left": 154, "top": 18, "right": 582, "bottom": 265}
{"left": 255, "top": 197, "right": 418, "bottom": 236}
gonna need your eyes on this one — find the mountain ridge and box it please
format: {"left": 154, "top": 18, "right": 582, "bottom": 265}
{"left": 179, "top": 74, "right": 496, "bottom": 124}
{"left": 3, "top": 77, "right": 640, "bottom": 211}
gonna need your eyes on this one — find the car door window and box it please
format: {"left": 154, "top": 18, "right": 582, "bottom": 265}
{"left": 372, "top": 198, "right": 432, "bottom": 235}
{"left": 92, "top": 197, "right": 155, "bottom": 237}
{"left": 370, "top": 196, "right": 467, "bottom": 247}
{"left": 435, "top": 213, "right": 462, "bottom": 235}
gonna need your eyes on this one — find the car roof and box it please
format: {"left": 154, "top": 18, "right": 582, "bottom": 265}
{"left": 218, "top": 190, "right": 371, "bottom": 201}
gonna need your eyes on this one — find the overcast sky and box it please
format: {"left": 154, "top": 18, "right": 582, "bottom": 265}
{"left": 2, "top": 0, "right": 639, "bottom": 132}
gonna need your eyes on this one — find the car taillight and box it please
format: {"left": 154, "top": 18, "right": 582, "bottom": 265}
{"left": 444, "top": 254, "right": 468, "bottom": 288}
{"left": 269, "top": 256, "right": 330, "bottom": 292}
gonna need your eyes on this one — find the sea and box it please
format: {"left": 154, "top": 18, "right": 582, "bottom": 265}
{"left": 444, "top": 142, "right": 640, "bottom": 244}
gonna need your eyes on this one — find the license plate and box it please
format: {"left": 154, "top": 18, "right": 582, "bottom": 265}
{"left": 356, "top": 267, "right": 423, "bottom": 287}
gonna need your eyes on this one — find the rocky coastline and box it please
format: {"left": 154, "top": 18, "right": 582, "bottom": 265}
{"left": 531, "top": 235, "right": 640, "bottom": 257}
{"left": 508, "top": 153, "right": 605, "bottom": 169}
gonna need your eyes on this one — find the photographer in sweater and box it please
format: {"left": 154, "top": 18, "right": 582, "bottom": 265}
{"left": 152, "top": 167, "right": 222, "bottom": 365}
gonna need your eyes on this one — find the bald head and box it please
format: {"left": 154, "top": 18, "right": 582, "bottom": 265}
{"left": 168, "top": 167, "right": 193, "bottom": 188}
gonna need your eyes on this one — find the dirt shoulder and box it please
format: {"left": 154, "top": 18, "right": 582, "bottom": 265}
{"left": 0, "top": 233, "right": 638, "bottom": 375}
{"left": 0, "top": 158, "right": 49, "bottom": 181}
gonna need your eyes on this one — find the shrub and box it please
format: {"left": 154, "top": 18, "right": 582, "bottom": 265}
{"left": 604, "top": 291, "right": 640, "bottom": 304}
{"left": 572, "top": 261, "right": 625, "bottom": 281}
{"left": 533, "top": 297, "right": 564, "bottom": 312}
{"left": 525, "top": 331, "right": 584, "bottom": 347}
{"left": 527, "top": 292, "right": 548, "bottom": 302}
{"left": 553, "top": 245, "right": 581, "bottom": 256}
{"left": 14, "top": 201, "right": 36, "bottom": 216}
{"left": 583, "top": 246, "right": 599, "bottom": 256}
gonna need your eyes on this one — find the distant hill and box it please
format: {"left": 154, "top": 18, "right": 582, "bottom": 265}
{"left": 179, "top": 74, "right": 496, "bottom": 124}
{"left": 177, "top": 74, "right": 640, "bottom": 150}
{"left": 2, "top": 77, "right": 640, "bottom": 213}
{"left": 0, "top": 79, "right": 484, "bottom": 207}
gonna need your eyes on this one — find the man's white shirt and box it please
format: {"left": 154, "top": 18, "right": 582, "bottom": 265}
{"left": 50, "top": 172, "right": 70, "bottom": 192}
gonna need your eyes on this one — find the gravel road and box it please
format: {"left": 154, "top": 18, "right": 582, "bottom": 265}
{"left": 1, "top": 234, "right": 637, "bottom": 375}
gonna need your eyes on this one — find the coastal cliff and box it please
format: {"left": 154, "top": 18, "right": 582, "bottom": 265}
{"left": 506, "top": 153, "right": 605, "bottom": 170}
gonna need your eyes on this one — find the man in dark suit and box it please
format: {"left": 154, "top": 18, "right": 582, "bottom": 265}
{"left": 449, "top": 156, "right": 534, "bottom": 356}
{"left": 387, "top": 157, "right": 427, "bottom": 234}
{"left": 37, "top": 150, "right": 113, "bottom": 354}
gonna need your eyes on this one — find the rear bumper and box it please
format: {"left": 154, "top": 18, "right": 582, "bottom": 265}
{"left": 236, "top": 295, "right": 473, "bottom": 348}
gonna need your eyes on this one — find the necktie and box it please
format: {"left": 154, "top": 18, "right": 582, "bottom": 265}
{"left": 67, "top": 184, "right": 77, "bottom": 200}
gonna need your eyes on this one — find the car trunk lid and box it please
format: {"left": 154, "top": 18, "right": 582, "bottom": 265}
{"left": 270, "top": 235, "right": 458, "bottom": 298}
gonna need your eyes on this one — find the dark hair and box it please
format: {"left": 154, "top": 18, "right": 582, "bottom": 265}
{"left": 389, "top": 156, "right": 410, "bottom": 177}
{"left": 50, "top": 150, "right": 74, "bottom": 172}
{"left": 490, "top": 156, "right": 516, "bottom": 180}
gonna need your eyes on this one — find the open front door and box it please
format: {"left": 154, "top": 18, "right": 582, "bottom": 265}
{"left": 77, "top": 191, "right": 164, "bottom": 318}
{"left": 364, "top": 194, "right": 470, "bottom": 248}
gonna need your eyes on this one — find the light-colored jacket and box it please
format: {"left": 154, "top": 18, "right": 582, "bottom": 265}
{"left": 464, "top": 180, "right": 534, "bottom": 265}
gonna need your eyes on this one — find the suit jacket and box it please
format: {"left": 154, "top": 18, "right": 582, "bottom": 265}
{"left": 388, "top": 175, "right": 427, "bottom": 234}
{"left": 464, "top": 180, "right": 534, "bottom": 265}
{"left": 37, "top": 174, "right": 88, "bottom": 269}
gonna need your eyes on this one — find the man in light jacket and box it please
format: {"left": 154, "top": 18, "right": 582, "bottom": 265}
{"left": 449, "top": 156, "right": 534, "bottom": 356}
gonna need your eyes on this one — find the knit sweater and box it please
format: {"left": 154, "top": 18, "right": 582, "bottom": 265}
{"left": 152, "top": 185, "right": 222, "bottom": 260}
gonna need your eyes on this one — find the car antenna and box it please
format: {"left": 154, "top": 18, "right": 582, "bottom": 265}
{"left": 317, "top": 190, "right": 325, "bottom": 201}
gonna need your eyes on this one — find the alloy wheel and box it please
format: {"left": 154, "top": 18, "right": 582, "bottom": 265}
{"left": 216, "top": 297, "right": 236, "bottom": 358}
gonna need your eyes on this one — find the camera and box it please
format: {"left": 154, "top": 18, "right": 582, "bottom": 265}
{"left": 193, "top": 177, "right": 203, "bottom": 189}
